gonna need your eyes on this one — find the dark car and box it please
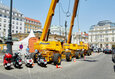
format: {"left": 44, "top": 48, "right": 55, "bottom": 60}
{"left": 103, "top": 49, "right": 112, "bottom": 54}
{"left": 98, "top": 48, "right": 103, "bottom": 52}
{"left": 112, "top": 49, "right": 115, "bottom": 63}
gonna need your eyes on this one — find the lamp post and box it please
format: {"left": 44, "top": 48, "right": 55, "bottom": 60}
{"left": 65, "top": 20, "right": 67, "bottom": 43}
{"left": 6, "top": 0, "right": 13, "bottom": 55}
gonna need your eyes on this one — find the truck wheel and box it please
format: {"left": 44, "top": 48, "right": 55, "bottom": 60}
{"left": 54, "top": 53, "right": 61, "bottom": 65}
{"left": 66, "top": 52, "right": 72, "bottom": 61}
{"left": 81, "top": 51, "right": 84, "bottom": 58}
{"left": 87, "top": 50, "right": 91, "bottom": 56}
{"left": 75, "top": 52, "right": 81, "bottom": 59}
{"left": 90, "top": 50, "right": 92, "bottom": 55}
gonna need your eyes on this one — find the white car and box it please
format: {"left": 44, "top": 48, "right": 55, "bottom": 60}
{"left": 93, "top": 48, "right": 98, "bottom": 52}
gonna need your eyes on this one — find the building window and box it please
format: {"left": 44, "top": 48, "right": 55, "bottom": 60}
{"left": 105, "top": 38, "right": 108, "bottom": 41}
{"left": 16, "top": 31, "right": 18, "bottom": 33}
{"left": 7, "top": 11, "right": 9, "bottom": 14}
{"left": 20, "top": 27, "right": 22, "bottom": 30}
{"left": 4, "top": 24, "right": 6, "bottom": 28}
{"left": 13, "top": 21, "right": 15, "bottom": 24}
{"left": 20, "top": 23, "right": 22, "bottom": 25}
{"left": 106, "top": 44, "right": 108, "bottom": 47}
{"left": 2, "top": 10, "right": 5, "bottom": 13}
{"left": 3, "top": 29, "right": 6, "bottom": 32}
{"left": 16, "top": 22, "right": 18, "bottom": 25}
{"left": 0, "top": 14, "right": 2, "bottom": 16}
{"left": 12, "top": 30, "right": 14, "bottom": 33}
{"left": 13, "top": 17, "right": 15, "bottom": 20}
{"left": 16, "top": 26, "right": 18, "bottom": 29}
{"left": 4, "top": 15, "right": 7, "bottom": 18}
{"left": 13, "top": 12, "right": 15, "bottom": 15}
{"left": 12, "top": 25, "right": 14, "bottom": 29}
{"left": 112, "top": 37, "right": 114, "bottom": 42}
{"left": 0, "top": 18, "right": 2, "bottom": 22}
{"left": 20, "top": 14, "right": 22, "bottom": 17}
{"left": 105, "top": 30, "right": 108, "bottom": 33}
{"left": 16, "top": 18, "right": 19, "bottom": 20}
{"left": 4, "top": 19, "right": 6, "bottom": 22}
{"left": 15, "top": 13, "right": 17, "bottom": 16}
{"left": 112, "top": 30, "right": 114, "bottom": 33}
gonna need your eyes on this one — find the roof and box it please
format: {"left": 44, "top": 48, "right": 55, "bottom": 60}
{"left": 25, "top": 17, "right": 41, "bottom": 24}
{"left": 90, "top": 20, "right": 115, "bottom": 30}
{"left": 85, "top": 33, "right": 88, "bottom": 36}
{"left": 0, "top": 2, "right": 21, "bottom": 14}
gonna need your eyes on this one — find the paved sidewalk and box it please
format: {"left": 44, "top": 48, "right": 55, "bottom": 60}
{"left": 0, "top": 53, "right": 4, "bottom": 66}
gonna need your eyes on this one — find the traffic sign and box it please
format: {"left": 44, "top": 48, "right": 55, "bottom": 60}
{"left": 19, "top": 44, "right": 23, "bottom": 49}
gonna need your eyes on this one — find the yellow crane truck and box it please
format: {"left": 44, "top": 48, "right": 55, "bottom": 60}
{"left": 63, "top": 0, "right": 82, "bottom": 59}
{"left": 63, "top": 0, "right": 91, "bottom": 59}
{"left": 34, "top": 0, "right": 63, "bottom": 65}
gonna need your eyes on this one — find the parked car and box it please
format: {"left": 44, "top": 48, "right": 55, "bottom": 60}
{"left": 112, "top": 49, "right": 115, "bottom": 63}
{"left": 93, "top": 48, "right": 98, "bottom": 52}
{"left": 103, "top": 49, "right": 112, "bottom": 54}
{"left": 98, "top": 48, "right": 103, "bottom": 52}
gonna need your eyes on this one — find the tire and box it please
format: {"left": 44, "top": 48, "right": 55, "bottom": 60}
{"left": 34, "top": 53, "right": 38, "bottom": 63}
{"left": 112, "top": 54, "right": 115, "bottom": 63}
{"left": 66, "top": 52, "right": 72, "bottom": 61}
{"left": 75, "top": 52, "right": 81, "bottom": 59}
{"left": 42, "top": 64, "right": 46, "bottom": 67}
{"left": 5, "top": 66, "right": 11, "bottom": 70}
{"left": 81, "top": 51, "right": 84, "bottom": 58}
{"left": 53, "top": 53, "right": 61, "bottom": 65}
{"left": 87, "top": 50, "right": 91, "bottom": 56}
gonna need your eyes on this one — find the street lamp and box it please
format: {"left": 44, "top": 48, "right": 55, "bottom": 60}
{"left": 6, "top": 0, "right": 13, "bottom": 55}
{"left": 65, "top": 20, "right": 67, "bottom": 43}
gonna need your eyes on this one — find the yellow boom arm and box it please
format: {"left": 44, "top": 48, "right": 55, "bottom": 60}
{"left": 67, "top": 0, "right": 79, "bottom": 43}
{"left": 40, "top": 0, "right": 59, "bottom": 41}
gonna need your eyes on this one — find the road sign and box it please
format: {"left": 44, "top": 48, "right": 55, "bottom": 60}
{"left": 19, "top": 44, "right": 23, "bottom": 49}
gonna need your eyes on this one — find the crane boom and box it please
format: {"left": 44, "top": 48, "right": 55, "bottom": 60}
{"left": 67, "top": 0, "right": 79, "bottom": 43}
{"left": 40, "top": 0, "right": 59, "bottom": 41}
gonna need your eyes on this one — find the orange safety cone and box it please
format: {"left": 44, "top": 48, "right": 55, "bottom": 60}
{"left": 56, "top": 64, "right": 58, "bottom": 68}
{"left": 58, "top": 66, "right": 63, "bottom": 68}
{"left": 32, "top": 63, "right": 35, "bottom": 66}
{"left": 74, "top": 58, "right": 76, "bottom": 62}
{"left": 56, "top": 64, "right": 62, "bottom": 68}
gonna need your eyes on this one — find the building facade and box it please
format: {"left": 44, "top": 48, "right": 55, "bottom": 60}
{"left": 12, "top": 32, "right": 65, "bottom": 42}
{"left": 0, "top": 2, "right": 25, "bottom": 37}
{"left": 72, "top": 32, "right": 88, "bottom": 44}
{"left": 88, "top": 20, "right": 115, "bottom": 49}
{"left": 24, "top": 17, "right": 41, "bottom": 33}
{"left": 50, "top": 25, "right": 66, "bottom": 36}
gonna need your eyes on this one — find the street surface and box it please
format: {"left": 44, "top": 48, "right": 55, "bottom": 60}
{"left": 0, "top": 52, "right": 115, "bottom": 79}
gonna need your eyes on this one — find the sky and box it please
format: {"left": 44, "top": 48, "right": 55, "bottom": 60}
{"left": 1, "top": 0, "right": 115, "bottom": 33}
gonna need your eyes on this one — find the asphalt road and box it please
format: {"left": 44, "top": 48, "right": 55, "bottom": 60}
{"left": 0, "top": 53, "right": 115, "bottom": 79}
